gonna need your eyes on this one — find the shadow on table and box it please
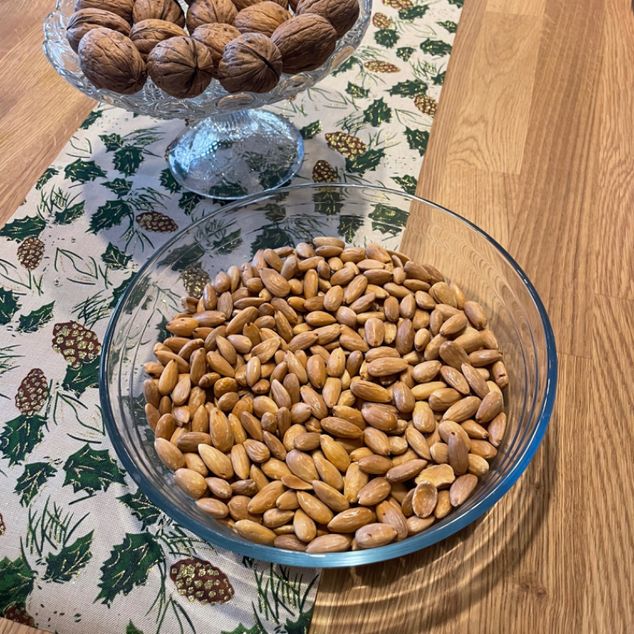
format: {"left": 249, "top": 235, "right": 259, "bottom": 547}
{"left": 313, "top": 422, "right": 558, "bottom": 633}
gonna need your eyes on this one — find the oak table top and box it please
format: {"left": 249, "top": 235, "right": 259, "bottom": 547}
{"left": 1, "top": 0, "right": 633, "bottom": 633}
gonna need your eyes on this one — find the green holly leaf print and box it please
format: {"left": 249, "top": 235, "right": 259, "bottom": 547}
{"left": 364, "top": 98, "right": 392, "bottom": 125}
{"left": 104, "top": 178, "right": 133, "bottom": 198}
{"left": 96, "top": 533, "right": 162, "bottom": 606}
{"left": 0, "top": 415, "right": 47, "bottom": 466}
{"left": 36, "top": 167, "right": 59, "bottom": 191}
{"left": 160, "top": 168, "right": 182, "bottom": 193}
{"left": 433, "top": 71, "right": 446, "bottom": 85}
{"left": 54, "top": 201, "right": 85, "bottom": 225}
{"left": 178, "top": 191, "right": 204, "bottom": 215}
{"left": 102, "top": 243, "right": 131, "bottom": 270}
{"left": 0, "top": 288, "right": 21, "bottom": 325}
{"left": 389, "top": 79, "right": 427, "bottom": 97}
{"left": 62, "top": 356, "right": 100, "bottom": 396}
{"left": 15, "top": 461, "right": 57, "bottom": 506}
{"left": 156, "top": 243, "right": 205, "bottom": 272}
{"left": 369, "top": 203, "right": 408, "bottom": 235}
{"left": 405, "top": 128, "right": 430, "bottom": 155}
{"left": 213, "top": 229, "right": 243, "bottom": 255}
{"left": 0, "top": 215, "right": 46, "bottom": 242}
{"left": 345, "top": 82, "right": 369, "bottom": 98}
{"left": 64, "top": 159, "right": 107, "bottom": 184}
{"left": 448, "top": 0, "right": 463, "bottom": 6}
{"left": 212, "top": 181, "right": 248, "bottom": 199}
{"left": 420, "top": 38, "right": 452, "bottom": 57}
{"left": 90, "top": 199, "right": 133, "bottom": 233}
{"left": 17, "top": 302, "right": 55, "bottom": 333}
{"left": 63, "top": 444, "right": 125, "bottom": 495}
{"left": 399, "top": 5, "right": 429, "bottom": 19}
{"left": 438, "top": 20, "right": 457, "bottom": 33}
{"left": 126, "top": 622, "right": 144, "bottom": 634}
{"left": 110, "top": 272, "right": 137, "bottom": 308}
{"left": 44, "top": 531, "right": 94, "bottom": 583}
{"left": 332, "top": 55, "right": 359, "bottom": 76}
{"left": 251, "top": 225, "right": 293, "bottom": 254}
{"left": 393, "top": 175, "right": 418, "bottom": 195}
{"left": 313, "top": 190, "right": 344, "bottom": 216}
{"left": 100, "top": 133, "right": 124, "bottom": 151}
{"left": 80, "top": 109, "right": 103, "bottom": 129}
{"left": 300, "top": 121, "right": 322, "bottom": 139}
{"left": 374, "top": 28, "right": 399, "bottom": 48}
{"left": 0, "top": 554, "right": 34, "bottom": 613}
{"left": 118, "top": 490, "right": 162, "bottom": 529}
{"left": 345, "top": 148, "right": 385, "bottom": 175}
{"left": 396, "top": 46, "right": 415, "bottom": 61}
{"left": 221, "top": 625, "right": 261, "bottom": 634}
{"left": 338, "top": 215, "right": 364, "bottom": 243}
{"left": 114, "top": 145, "right": 145, "bottom": 177}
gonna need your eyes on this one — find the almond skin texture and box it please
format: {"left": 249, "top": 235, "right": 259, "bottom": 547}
{"left": 78, "top": 28, "right": 147, "bottom": 94}
{"left": 271, "top": 14, "right": 337, "bottom": 73}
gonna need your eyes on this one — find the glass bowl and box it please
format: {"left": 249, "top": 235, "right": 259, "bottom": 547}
{"left": 43, "top": 0, "right": 371, "bottom": 199}
{"left": 100, "top": 184, "right": 557, "bottom": 568}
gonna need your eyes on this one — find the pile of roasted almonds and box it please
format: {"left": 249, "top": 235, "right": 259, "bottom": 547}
{"left": 143, "top": 237, "right": 508, "bottom": 553}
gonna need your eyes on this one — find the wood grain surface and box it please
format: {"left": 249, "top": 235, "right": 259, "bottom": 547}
{"left": 2, "top": 0, "right": 633, "bottom": 633}
{"left": 311, "top": 0, "right": 634, "bottom": 632}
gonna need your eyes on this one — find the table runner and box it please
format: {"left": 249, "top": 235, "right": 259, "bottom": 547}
{"left": 0, "top": 1, "right": 463, "bottom": 632}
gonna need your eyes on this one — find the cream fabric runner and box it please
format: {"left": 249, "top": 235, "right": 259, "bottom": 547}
{"left": 0, "top": 1, "right": 462, "bottom": 632}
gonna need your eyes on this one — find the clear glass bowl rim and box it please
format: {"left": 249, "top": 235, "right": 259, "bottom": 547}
{"left": 100, "top": 183, "right": 558, "bottom": 568}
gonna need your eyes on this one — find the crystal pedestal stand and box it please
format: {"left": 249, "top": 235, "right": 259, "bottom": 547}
{"left": 167, "top": 110, "right": 304, "bottom": 200}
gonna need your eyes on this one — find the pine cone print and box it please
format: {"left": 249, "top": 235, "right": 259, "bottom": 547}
{"left": 52, "top": 321, "right": 101, "bottom": 368}
{"left": 383, "top": 0, "right": 413, "bottom": 8}
{"left": 414, "top": 94, "right": 438, "bottom": 116}
{"left": 325, "top": 132, "right": 367, "bottom": 159}
{"left": 181, "top": 265, "right": 210, "bottom": 298}
{"left": 2, "top": 605, "right": 35, "bottom": 627}
{"left": 136, "top": 212, "right": 178, "bottom": 233}
{"left": 17, "top": 237, "right": 44, "bottom": 270}
{"left": 372, "top": 12, "right": 394, "bottom": 29}
{"left": 364, "top": 60, "right": 400, "bottom": 73}
{"left": 312, "top": 160, "right": 339, "bottom": 182}
{"left": 15, "top": 369, "right": 49, "bottom": 415}
{"left": 170, "top": 558, "right": 234, "bottom": 604}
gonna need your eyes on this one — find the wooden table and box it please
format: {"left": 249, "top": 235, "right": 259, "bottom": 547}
{"left": 1, "top": 0, "right": 633, "bottom": 632}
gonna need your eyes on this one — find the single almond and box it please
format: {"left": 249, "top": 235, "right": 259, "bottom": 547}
{"left": 293, "top": 431, "right": 321, "bottom": 452}
{"left": 306, "top": 354, "right": 327, "bottom": 388}
{"left": 442, "top": 396, "right": 481, "bottom": 422}
{"left": 411, "top": 401, "right": 436, "bottom": 433}
{"left": 286, "top": 449, "right": 318, "bottom": 482}
{"left": 228, "top": 495, "right": 260, "bottom": 522}
{"left": 240, "top": 411, "right": 263, "bottom": 441}
{"left": 447, "top": 432, "right": 469, "bottom": 475}
{"left": 305, "top": 534, "right": 351, "bottom": 553}
{"left": 411, "top": 381, "right": 446, "bottom": 400}
{"left": 434, "top": 489, "right": 452, "bottom": 519}
{"left": 429, "top": 387, "right": 461, "bottom": 411}
{"left": 247, "top": 480, "right": 285, "bottom": 514}
{"left": 231, "top": 479, "right": 259, "bottom": 496}
{"left": 357, "top": 477, "right": 391, "bottom": 506}
{"left": 198, "top": 444, "right": 234, "bottom": 479}
{"left": 263, "top": 508, "right": 295, "bottom": 529}
{"left": 174, "top": 468, "right": 208, "bottom": 499}
{"left": 363, "top": 427, "right": 390, "bottom": 456}
{"left": 468, "top": 348, "right": 502, "bottom": 367}
{"left": 366, "top": 357, "right": 409, "bottom": 377}
{"left": 205, "top": 476, "right": 232, "bottom": 499}
{"left": 155, "top": 438, "right": 185, "bottom": 471}
{"left": 176, "top": 432, "right": 211, "bottom": 453}
{"left": 196, "top": 497, "right": 229, "bottom": 519}
{"left": 312, "top": 480, "right": 350, "bottom": 512}
{"left": 328, "top": 506, "right": 375, "bottom": 533}
{"left": 320, "top": 416, "right": 364, "bottom": 439}
{"left": 261, "top": 457, "right": 292, "bottom": 480}
{"left": 319, "top": 435, "right": 350, "bottom": 472}
{"left": 407, "top": 515, "right": 435, "bottom": 535}
{"left": 281, "top": 474, "right": 314, "bottom": 490}
{"left": 405, "top": 425, "right": 431, "bottom": 460}
{"left": 358, "top": 454, "right": 393, "bottom": 475}
{"left": 289, "top": 330, "right": 319, "bottom": 351}
{"left": 251, "top": 337, "right": 280, "bottom": 363}
{"left": 208, "top": 407, "right": 233, "bottom": 452}
{"left": 259, "top": 268, "right": 291, "bottom": 297}
{"left": 243, "top": 438, "right": 271, "bottom": 463}
{"left": 300, "top": 385, "right": 328, "bottom": 419}
{"left": 206, "top": 351, "right": 235, "bottom": 377}
{"left": 274, "top": 534, "right": 307, "bottom": 551}
{"left": 297, "top": 491, "right": 334, "bottom": 525}
{"left": 376, "top": 500, "right": 408, "bottom": 540}
{"left": 438, "top": 420, "right": 472, "bottom": 449}
{"left": 386, "top": 459, "right": 426, "bottom": 483}
{"left": 470, "top": 439, "right": 498, "bottom": 459}
{"left": 293, "top": 509, "right": 317, "bottom": 542}
{"left": 276, "top": 489, "right": 299, "bottom": 510}
{"left": 449, "top": 474, "right": 478, "bottom": 507}
{"left": 392, "top": 381, "right": 415, "bottom": 414}
{"left": 355, "top": 523, "right": 397, "bottom": 549}
{"left": 488, "top": 412, "right": 507, "bottom": 447}
{"left": 234, "top": 519, "right": 276, "bottom": 545}
{"left": 361, "top": 403, "right": 398, "bottom": 432}
{"left": 416, "top": 463, "right": 456, "bottom": 488}
{"left": 476, "top": 391, "right": 504, "bottom": 423}
{"left": 158, "top": 359, "right": 179, "bottom": 395}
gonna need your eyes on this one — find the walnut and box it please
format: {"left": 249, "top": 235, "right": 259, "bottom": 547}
{"left": 130, "top": 19, "right": 186, "bottom": 60}
{"left": 186, "top": 0, "right": 238, "bottom": 32}
{"left": 67, "top": 9, "right": 130, "bottom": 52}
{"left": 232, "top": 0, "right": 288, "bottom": 11}
{"left": 218, "top": 32, "right": 282, "bottom": 93}
{"left": 296, "top": 0, "right": 358, "bottom": 37}
{"left": 78, "top": 27, "right": 146, "bottom": 93}
{"left": 132, "top": 0, "right": 186, "bottom": 28}
{"left": 147, "top": 36, "right": 215, "bottom": 97}
{"left": 192, "top": 23, "right": 240, "bottom": 67}
{"left": 271, "top": 14, "right": 336, "bottom": 73}
{"left": 234, "top": 2, "right": 290, "bottom": 37}
{"left": 74, "top": 0, "right": 135, "bottom": 23}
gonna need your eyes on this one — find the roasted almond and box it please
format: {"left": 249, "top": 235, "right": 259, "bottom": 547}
{"left": 286, "top": 449, "right": 318, "bottom": 482}
{"left": 174, "top": 468, "right": 207, "bottom": 499}
{"left": 234, "top": 519, "right": 276, "bottom": 545}
{"left": 357, "top": 477, "right": 391, "bottom": 506}
{"left": 198, "top": 444, "right": 234, "bottom": 479}
{"left": 328, "top": 507, "right": 375, "bottom": 533}
{"left": 355, "top": 523, "right": 397, "bottom": 549}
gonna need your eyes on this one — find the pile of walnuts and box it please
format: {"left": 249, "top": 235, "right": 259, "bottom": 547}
{"left": 66, "top": 0, "right": 360, "bottom": 97}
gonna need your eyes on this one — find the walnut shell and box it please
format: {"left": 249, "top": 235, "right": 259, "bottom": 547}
{"left": 78, "top": 27, "right": 147, "bottom": 94}
{"left": 130, "top": 19, "right": 186, "bottom": 60}
{"left": 133, "top": 0, "right": 186, "bottom": 28}
{"left": 232, "top": 0, "right": 288, "bottom": 11}
{"left": 218, "top": 32, "right": 282, "bottom": 93}
{"left": 296, "top": 0, "right": 358, "bottom": 37}
{"left": 234, "top": 2, "right": 290, "bottom": 37}
{"left": 67, "top": 9, "right": 131, "bottom": 52}
{"left": 147, "top": 36, "right": 215, "bottom": 97}
{"left": 74, "top": 0, "right": 135, "bottom": 23}
{"left": 192, "top": 23, "right": 240, "bottom": 67}
{"left": 271, "top": 14, "right": 335, "bottom": 73}
{"left": 186, "top": 0, "right": 238, "bottom": 32}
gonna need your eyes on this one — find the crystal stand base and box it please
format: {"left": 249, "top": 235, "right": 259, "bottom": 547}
{"left": 166, "top": 109, "right": 304, "bottom": 200}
